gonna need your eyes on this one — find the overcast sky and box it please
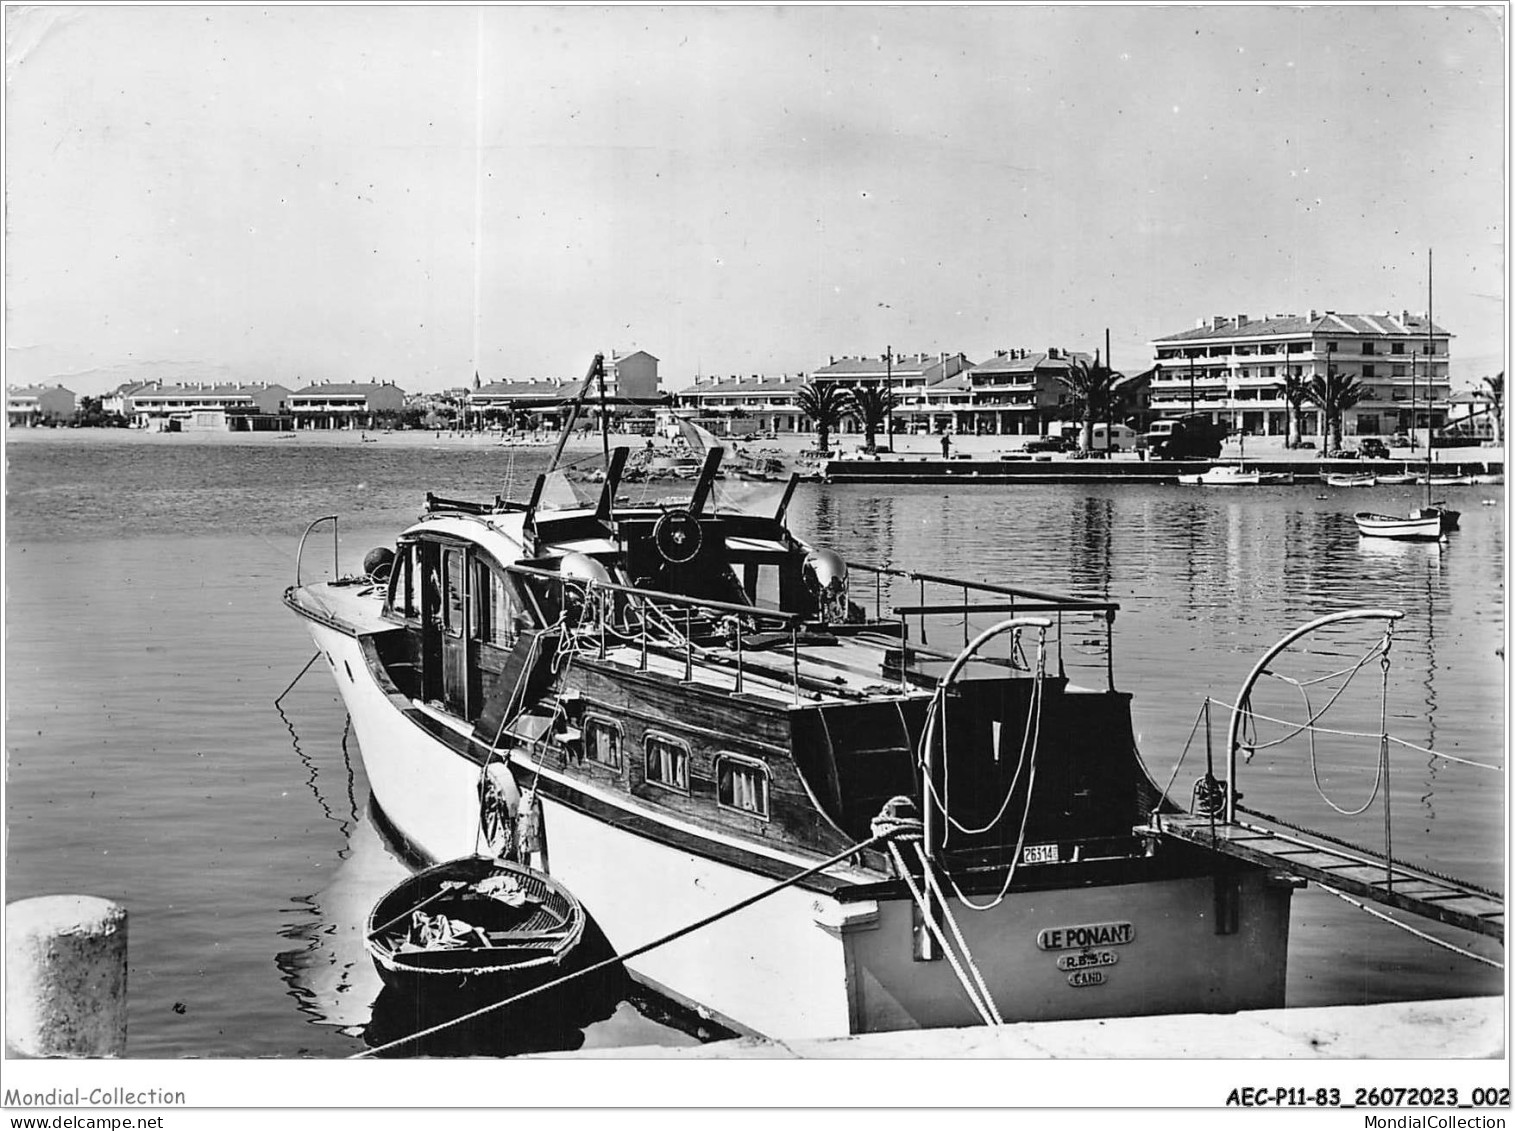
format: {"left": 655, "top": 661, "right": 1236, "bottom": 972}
{"left": 5, "top": 5, "right": 1506, "bottom": 396}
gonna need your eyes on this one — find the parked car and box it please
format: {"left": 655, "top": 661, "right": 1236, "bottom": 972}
{"left": 1358, "top": 438, "right": 1390, "bottom": 460}
{"left": 1323, "top": 448, "right": 1358, "bottom": 460}
{"left": 1024, "top": 435, "right": 1074, "bottom": 453}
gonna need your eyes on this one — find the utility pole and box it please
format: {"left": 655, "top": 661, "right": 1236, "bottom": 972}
{"left": 1188, "top": 354, "right": 1196, "bottom": 416}
{"left": 885, "top": 345, "right": 895, "bottom": 453}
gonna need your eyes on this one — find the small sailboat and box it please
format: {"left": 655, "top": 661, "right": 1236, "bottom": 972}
{"left": 1355, "top": 251, "right": 1460, "bottom": 541}
{"left": 1179, "top": 432, "right": 1270, "bottom": 485}
{"left": 1373, "top": 472, "right": 1416, "bottom": 486}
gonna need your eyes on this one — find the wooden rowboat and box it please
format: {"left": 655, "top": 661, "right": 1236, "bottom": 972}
{"left": 365, "top": 855, "right": 586, "bottom": 999}
{"left": 1354, "top": 507, "right": 1455, "bottom": 541}
{"left": 1325, "top": 473, "right": 1377, "bottom": 488}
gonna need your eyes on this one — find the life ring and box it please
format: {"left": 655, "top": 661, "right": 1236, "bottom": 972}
{"left": 653, "top": 509, "right": 703, "bottom": 564}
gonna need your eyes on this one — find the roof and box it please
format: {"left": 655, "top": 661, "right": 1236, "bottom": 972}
{"left": 1153, "top": 313, "right": 1451, "bottom": 344}
{"left": 679, "top": 376, "right": 808, "bottom": 398}
{"left": 290, "top": 382, "right": 402, "bottom": 396}
{"left": 473, "top": 380, "right": 577, "bottom": 399}
{"left": 812, "top": 355, "right": 951, "bottom": 378}
{"left": 8, "top": 384, "right": 73, "bottom": 396}
{"left": 966, "top": 350, "right": 1092, "bottom": 376}
{"left": 132, "top": 383, "right": 267, "bottom": 398}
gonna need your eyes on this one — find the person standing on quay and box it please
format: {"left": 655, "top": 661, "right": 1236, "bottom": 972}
{"left": 941, "top": 432, "right": 951, "bottom": 459}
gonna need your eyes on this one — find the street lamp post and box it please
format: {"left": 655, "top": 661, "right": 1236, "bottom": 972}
{"left": 885, "top": 345, "right": 894, "bottom": 453}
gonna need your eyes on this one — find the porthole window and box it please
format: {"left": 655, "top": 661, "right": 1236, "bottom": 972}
{"left": 644, "top": 733, "right": 690, "bottom": 794}
{"left": 716, "top": 754, "right": 769, "bottom": 818}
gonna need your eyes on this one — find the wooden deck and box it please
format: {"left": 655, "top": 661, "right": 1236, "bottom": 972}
{"left": 1155, "top": 813, "right": 1504, "bottom": 942}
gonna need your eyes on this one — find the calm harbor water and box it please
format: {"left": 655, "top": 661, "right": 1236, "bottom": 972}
{"left": 3, "top": 431, "right": 1505, "bottom": 1057}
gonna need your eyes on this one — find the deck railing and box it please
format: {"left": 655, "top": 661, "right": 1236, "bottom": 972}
{"left": 506, "top": 563, "right": 817, "bottom": 702}
{"left": 850, "top": 561, "right": 1121, "bottom": 690}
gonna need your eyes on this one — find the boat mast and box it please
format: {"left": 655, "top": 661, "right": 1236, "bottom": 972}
{"left": 1425, "top": 249, "right": 1434, "bottom": 504}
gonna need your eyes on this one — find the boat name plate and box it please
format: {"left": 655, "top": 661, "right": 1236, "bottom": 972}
{"left": 1056, "top": 949, "right": 1119, "bottom": 972}
{"left": 1036, "top": 921, "right": 1134, "bottom": 950}
{"left": 1021, "top": 843, "right": 1060, "bottom": 865}
{"left": 1066, "top": 969, "right": 1107, "bottom": 988}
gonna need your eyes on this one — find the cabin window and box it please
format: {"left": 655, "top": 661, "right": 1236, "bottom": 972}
{"left": 644, "top": 733, "right": 690, "bottom": 793}
{"left": 585, "top": 716, "right": 623, "bottom": 770}
{"left": 716, "top": 754, "right": 769, "bottom": 818}
{"left": 390, "top": 543, "right": 422, "bottom": 620}
{"left": 443, "top": 547, "right": 466, "bottom": 639}
{"left": 472, "top": 561, "right": 518, "bottom": 645}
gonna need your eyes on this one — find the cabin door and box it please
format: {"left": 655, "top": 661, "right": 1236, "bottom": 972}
{"left": 440, "top": 545, "right": 469, "bottom": 716}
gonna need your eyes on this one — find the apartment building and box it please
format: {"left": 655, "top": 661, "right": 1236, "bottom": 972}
{"left": 674, "top": 373, "right": 810, "bottom": 434}
{"left": 123, "top": 381, "right": 291, "bottom": 430}
{"left": 7, "top": 384, "right": 76, "bottom": 426}
{"left": 288, "top": 381, "right": 406, "bottom": 429}
{"left": 1149, "top": 311, "right": 1452, "bottom": 439}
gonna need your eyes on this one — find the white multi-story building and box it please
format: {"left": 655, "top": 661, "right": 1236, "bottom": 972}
{"left": 124, "top": 381, "right": 291, "bottom": 430}
{"left": 6, "top": 383, "right": 76, "bottom": 426}
{"left": 1149, "top": 311, "right": 1452, "bottom": 440}
{"left": 287, "top": 381, "right": 406, "bottom": 429}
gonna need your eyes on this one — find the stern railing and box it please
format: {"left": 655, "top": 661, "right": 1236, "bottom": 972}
{"left": 851, "top": 562, "right": 1121, "bottom": 690}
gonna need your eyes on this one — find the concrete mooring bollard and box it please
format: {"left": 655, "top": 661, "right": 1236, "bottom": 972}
{"left": 5, "top": 895, "right": 128, "bottom": 1058}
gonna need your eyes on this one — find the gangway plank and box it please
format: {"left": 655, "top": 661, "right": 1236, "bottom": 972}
{"left": 1151, "top": 813, "right": 1504, "bottom": 943}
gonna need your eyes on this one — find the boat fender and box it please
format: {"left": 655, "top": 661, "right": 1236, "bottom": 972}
{"left": 653, "top": 509, "right": 703, "bottom": 564}
{"left": 516, "top": 788, "right": 548, "bottom": 870}
{"left": 363, "top": 546, "right": 395, "bottom": 581}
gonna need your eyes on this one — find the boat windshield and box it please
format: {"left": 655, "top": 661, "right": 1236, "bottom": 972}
{"left": 539, "top": 445, "right": 795, "bottom": 520}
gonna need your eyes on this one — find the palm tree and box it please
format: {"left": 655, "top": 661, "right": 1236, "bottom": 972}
{"left": 796, "top": 381, "right": 849, "bottom": 455}
{"left": 1276, "top": 372, "right": 1311, "bottom": 449}
{"left": 1302, "top": 371, "right": 1365, "bottom": 453}
{"left": 1054, "top": 350, "right": 1121, "bottom": 453}
{"left": 1476, "top": 372, "right": 1504, "bottom": 444}
{"left": 845, "top": 384, "right": 896, "bottom": 453}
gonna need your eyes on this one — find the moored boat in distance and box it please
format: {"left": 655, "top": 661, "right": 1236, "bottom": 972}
{"left": 1352, "top": 509, "right": 1447, "bottom": 541}
{"left": 284, "top": 353, "right": 1311, "bottom": 1040}
{"left": 1324, "top": 473, "right": 1377, "bottom": 488}
{"left": 1177, "top": 465, "right": 1262, "bottom": 486}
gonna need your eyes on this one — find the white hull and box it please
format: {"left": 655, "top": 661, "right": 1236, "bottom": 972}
{"left": 302, "top": 618, "right": 1293, "bottom": 1038}
{"left": 1353, "top": 512, "right": 1443, "bottom": 540}
{"left": 1178, "top": 467, "right": 1262, "bottom": 486}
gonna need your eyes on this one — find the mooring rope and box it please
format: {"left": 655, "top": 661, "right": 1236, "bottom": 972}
{"left": 351, "top": 827, "right": 894, "bottom": 1058}
{"left": 883, "top": 839, "right": 999, "bottom": 1027}
{"left": 909, "top": 841, "right": 1004, "bottom": 1024}
{"left": 1316, "top": 882, "right": 1504, "bottom": 970}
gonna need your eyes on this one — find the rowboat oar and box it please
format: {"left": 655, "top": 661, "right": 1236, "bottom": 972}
{"left": 366, "top": 881, "right": 467, "bottom": 940}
